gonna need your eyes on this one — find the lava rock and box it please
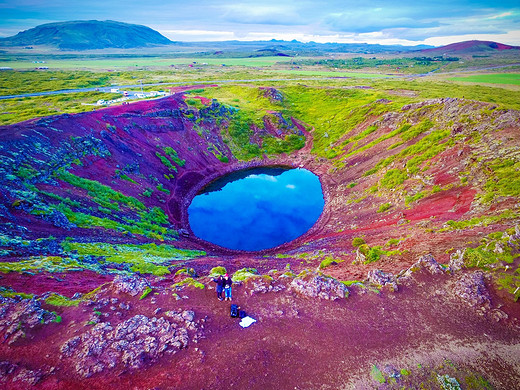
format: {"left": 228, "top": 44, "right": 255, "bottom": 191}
{"left": 0, "top": 297, "right": 59, "bottom": 345}
{"left": 112, "top": 275, "right": 151, "bottom": 297}
{"left": 60, "top": 313, "right": 198, "bottom": 378}
{"left": 453, "top": 271, "right": 491, "bottom": 311}
{"left": 290, "top": 272, "right": 348, "bottom": 300}
{"left": 367, "top": 269, "right": 398, "bottom": 292}
{"left": 401, "top": 254, "right": 445, "bottom": 278}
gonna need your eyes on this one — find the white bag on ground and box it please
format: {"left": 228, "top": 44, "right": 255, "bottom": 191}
{"left": 239, "top": 316, "right": 256, "bottom": 328}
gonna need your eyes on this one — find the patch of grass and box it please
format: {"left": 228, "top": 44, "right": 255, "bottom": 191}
{"left": 139, "top": 287, "right": 152, "bottom": 300}
{"left": 352, "top": 237, "right": 366, "bottom": 247}
{"left": 449, "top": 73, "right": 520, "bottom": 86}
{"left": 45, "top": 293, "right": 80, "bottom": 307}
{"left": 209, "top": 266, "right": 227, "bottom": 277}
{"left": 319, "top": 256, "right": 343, "bottom": 269}
{"left": 377, "top": 202, "right": 392, "bottom": 213}
{"left": 439, "top": 210, "right": 519, "bottom": 231}
{"left": 173, "top": 277, "right": 205, "bottom": 289}
{"left": 380, "top": 169, "right": 407, "bottom": 188}
{"left": 232, "top": 268, "right": 258, "bottom": 282}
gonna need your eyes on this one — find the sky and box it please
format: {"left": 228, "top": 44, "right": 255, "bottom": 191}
{"left": 1, "top": 0, "right": 519, "bottom": 46}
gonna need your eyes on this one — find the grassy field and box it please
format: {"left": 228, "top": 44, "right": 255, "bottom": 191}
{"left": 448, "top": 73, "right": 520, "bottom": 86}
{"left": 0, "top": 56, "right": 299, "bottom": 70}
{"left": 268, "top": 69, "right": 392, "bottom": 78}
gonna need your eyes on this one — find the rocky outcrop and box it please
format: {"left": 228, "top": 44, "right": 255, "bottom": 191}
{"left": 112, "top": 275, "right": 151, "bottom": 297}
{"left": 452, "top": 272, "right": 491, "bottom": 312}
{"left": 0, "top": 297, "right": 59, "bottom": 345}
{"left": 400, "top": 254, "right": 446, "bottom": 279}
{"left": 290, "top": 272, "right": 348, "bottom": 300}
{"left": 367, "top": 269, "right": 398, "bottom": 292}
{"left": 60, "top": 311, "right": 200, "bottom": 378}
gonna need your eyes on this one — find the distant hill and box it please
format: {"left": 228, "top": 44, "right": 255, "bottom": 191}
{"left": 421, "top": 40, "right": 520, "bottom": 55}
{"left": 0, "top": 20, "right": 172, "bottom": 50}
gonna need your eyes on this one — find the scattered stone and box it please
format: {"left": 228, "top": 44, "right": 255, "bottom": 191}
{"left": 248, "top": 276, "right": 286, "bottom": 295}
{"left": 112, "top": 275, "right": 151, "bottom": 297}
{"left": 290, "top": 272, "right": 348, "bottom": 300}
{"left": 367, "top": 269, "right": 398, "bottom": 292}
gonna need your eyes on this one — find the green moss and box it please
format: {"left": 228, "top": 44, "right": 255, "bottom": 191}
{"left": 380, "top": 169, "right": 407, "bottom": 188}
{"left": 232, "top": 268, "right": 258, "bottom": 282}
{"left": 377, "top": 202, "right": 392, "bottom": 213}
{"left": 175, "top": 267, "right": 197, "bottom": 277}
{"left": 45, "top": 293, "right": 80, "bottom": 307}
{"left": 0, "top": 287, "right": 34, "bottom": 299}
{"left": 163, "top": 147, "right": 186, "bottom": 167}
{"left": 173, "top": 277, "right": 205, "bottom": 289}
{"left": 352, "top": 237, "right": 366, "bottom": 247}
{"left": 139, "top": 287, "right": 152, "bottom": 300}
{"left": 155, "top": 151, "right": 178, "bottom": 172}
{"left": 464, "top": 374, "right": 493, "bottom": 390}
{"left": 319, "top": 256, "right": 343, "bottom": 269}
{"left": 141, "top": 188, "right": 153, "bottom": 198}
{"left": 405, "top": 191, "right": 426, "bottom": 206}
{"left": 482, "top": 159, "right": 520, "bottom": 202}
{"left": 156, "top": 183, "right": 170, "bottom": 194}
{"left": 370, "top": 365, "right": 386, "bottom": 384}
{"left": 57, "top": 171, "right": 145, "bottom": 210}
{"left": 209, "top": 266, "right": 227, "bottom": 277}
{"left": 440, "top": 210, "right": 518, "bottom": 231}
{"left": 341, "top": 280, "right": 364, "bottom": 287}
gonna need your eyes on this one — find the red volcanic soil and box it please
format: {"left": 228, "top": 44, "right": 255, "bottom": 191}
{"left": 1, "top": 269, "right": 519, "bottom": 389}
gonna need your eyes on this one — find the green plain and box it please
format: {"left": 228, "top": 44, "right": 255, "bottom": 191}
{"left": 449, "top": 73, "right": 520, "bottom": 86}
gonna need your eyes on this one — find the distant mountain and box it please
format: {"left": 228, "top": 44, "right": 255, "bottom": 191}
{"left": 421, "top": 40, "right": 520, "bottom": 54}
{"left": 0, "top": 20, "right": 172, "bottom": 50}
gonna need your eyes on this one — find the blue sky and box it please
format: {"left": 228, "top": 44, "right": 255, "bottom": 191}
{"left": 1, "top": 0, "right": 519, "bottom": 45}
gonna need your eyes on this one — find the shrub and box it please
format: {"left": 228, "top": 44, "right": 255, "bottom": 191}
{"left": 352, "top": 237, "right": 366, "bottom": 247}
{"left": 209, "top": 266, "right": 227, "bottom": 277}
{"left": 232, "top": 268, "right": 258, "bottom": 282}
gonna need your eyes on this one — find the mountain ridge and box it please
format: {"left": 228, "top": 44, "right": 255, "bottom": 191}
{"left": 0, "top": 20, "right": 172, "bottom": 50}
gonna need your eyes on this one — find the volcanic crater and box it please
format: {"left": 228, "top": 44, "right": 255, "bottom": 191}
{"left": 1, "top": 85, "right": 520, "bottom": 389}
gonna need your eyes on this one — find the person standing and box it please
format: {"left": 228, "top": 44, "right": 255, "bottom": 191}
{"left": 212, "top": 275, "right": 225, "bottom": 301}
{"left": 223, "top": 273, "right": 232, "bottom": 301}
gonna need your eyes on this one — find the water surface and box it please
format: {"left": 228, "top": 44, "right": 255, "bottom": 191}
{"left": 188, "top": 167, "right": 324, "bottom": 251}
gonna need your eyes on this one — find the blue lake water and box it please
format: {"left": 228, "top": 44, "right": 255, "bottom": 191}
{"left": 188, "top": 167, "right": 324, "bottom": 251}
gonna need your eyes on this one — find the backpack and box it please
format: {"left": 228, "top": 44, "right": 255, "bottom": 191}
{"left": 239, "top": 310, "right": 247, "bottom": 319}
{"left": 230, "top": 304, "right": 239, "bottom": 318}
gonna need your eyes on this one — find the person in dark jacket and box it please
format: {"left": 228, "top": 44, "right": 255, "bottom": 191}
{"left": 213, "top": 275, "right": 225, "bottom": 301}
{"left": 223, "top": 273, "right": 233, "bottom": 301}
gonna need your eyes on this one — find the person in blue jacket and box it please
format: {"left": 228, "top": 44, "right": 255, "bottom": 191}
{"left": 212, "top": 275, "right": 225, "bottom": 301}
{"left": 223, "top": 273, "right": 233, "bottom": 301}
